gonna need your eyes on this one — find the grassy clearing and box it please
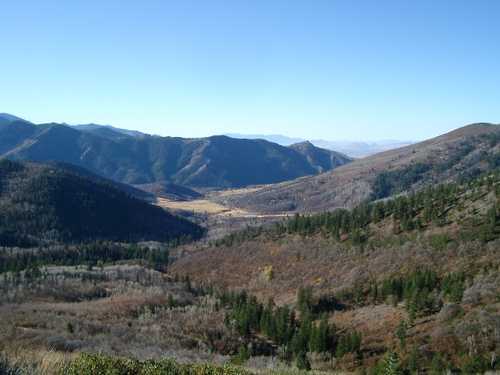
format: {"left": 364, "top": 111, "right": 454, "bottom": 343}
{"left": 156, "top": 197, "right": 248, "bottom": 216}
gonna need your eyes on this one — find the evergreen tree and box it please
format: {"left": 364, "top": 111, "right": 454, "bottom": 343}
{"left": 297, "top": 286, "right": 313, "bottom": 315}
{"left": 395, "top": 320, "right": 407, "bottom": 349}
{"left": 407, "top": 346, "right": 419, "bottom": 373}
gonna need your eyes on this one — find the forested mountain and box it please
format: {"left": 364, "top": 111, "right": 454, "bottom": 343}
{"left": 218, "top": 123, "right": 500, "bottom": 213}
{"left": 48, "top": 161, "right": 154, "bottom": 201}
{"left": 172, "top": 168, "right": 500, "bottom": 372}
{"left": 0, "top": 114, "right": 351, "bottom": 188}
{"left": 0, "top": 160, "right": 203, "bottom": 247}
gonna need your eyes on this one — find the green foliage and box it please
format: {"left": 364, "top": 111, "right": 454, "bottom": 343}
{"left": 441, "top": 272, "right": 466, "bottom": 303}
{"left": 231, "top": 346, "right": 251, "bottom": 365}
{"left": 335, "top": 331, "right": 362, "bottom": 358}
{"left": 338, "top": 269, "right": 469, "bottom": 318}
{"left": 218, "top": 289, "right": 344, "bottom": 362}
{"left": 429, "top": 234, "right": 449, "bottom": 251}
{"left": 406, "top": 346, "right": 419, "bottom": 373}
{"left": 297, "top": 287, "right": 313, "bottom": 316}
{"left": 479, "top": 205, "right": 498, "bottom": 243}
{"left": 309, "top": 315, "right": 333, "bottom": 353}
{"left": 212, "top": 226, "right": 264, "bottom": 248}
{"left": 0, "top": 242, "right": 171, "bottom": 274}
{"left": 461, "top": 354, "right": 493, "bottom": 373}
{"left": 395, "top": 320, "right": 407, "bottom": 349}
{"left": 63, "top": 353, "right": 252, "bottom": 375}
{"left": 379, "top": 269, "right": 440, "bottom": 314}
{"left": 295, "top": 351, "right": 311, "bottom": 371}
{"left": 370, "top": 163, "right": 432, "bottom": 200}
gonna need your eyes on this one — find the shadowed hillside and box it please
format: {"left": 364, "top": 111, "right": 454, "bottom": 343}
{"left": 0, "top": 160, "right": 203, "bottom": 246}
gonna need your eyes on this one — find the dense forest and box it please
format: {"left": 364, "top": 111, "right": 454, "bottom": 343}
{"left": 216, "top": 288, "right": 360, "bottom": 370}
{"left": 0, "top": 160, "right": 203, "bottom": 246}
{"left": 0, "top": 242, "right": 172, "bottom": 274}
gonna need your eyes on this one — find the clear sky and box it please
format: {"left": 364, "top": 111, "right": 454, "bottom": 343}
{"left": 1, "top": 1, "right": 499, "bottom": 141}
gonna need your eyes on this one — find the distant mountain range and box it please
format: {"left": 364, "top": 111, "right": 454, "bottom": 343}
{"left": 0, "top": 113, "right": 351, "bottom": 189}
{"left": 218, "top": 123, "right": 500, "bottom": 213}
{"left": 226, "top": 133, "right": 413, "bottom": 158}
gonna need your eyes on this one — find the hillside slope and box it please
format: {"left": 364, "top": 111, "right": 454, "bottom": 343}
{"left": 0, "top": 115, "right": 351, "bottom": 188}
{"left": 0, "top": 160, "right": 203, "bottom": 246}
{"left": 172, "top": 170, "right": 500, "bottom": 371}
{"left": 218, "top": 123, "right": 500, "bottom": 213}
{"left": 289, "top": 141, "right": 350, "bottom": 172}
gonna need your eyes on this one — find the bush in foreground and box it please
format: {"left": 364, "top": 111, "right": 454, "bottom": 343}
{"left": 62, "top": 353, "right": 252, "bottom": 375}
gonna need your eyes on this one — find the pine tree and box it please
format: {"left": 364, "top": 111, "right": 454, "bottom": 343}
{"left": 407, "top": 346, "right": 419, "bottom": 373}
{"left": 297, "top": 287, "right": 313, "bottom": 315}
{"left": 309, "top": 315, "right": 331, "bottom": 353}
{"left": 292, "top": 313, "right": 312, "bottom": 355}
{"left": 395, "top": 320, "right": 407, "bottom": 349}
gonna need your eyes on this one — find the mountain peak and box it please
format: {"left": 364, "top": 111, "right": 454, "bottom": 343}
{"left": 290, "top": 140, "right": 314, "bottom": 148}
{"left": 0, "top": 113, "right": 30, "bottom": 123}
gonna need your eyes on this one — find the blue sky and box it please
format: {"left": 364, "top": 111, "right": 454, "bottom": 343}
{"left": 1, "top": 1, "right": 499, "bottom": 141}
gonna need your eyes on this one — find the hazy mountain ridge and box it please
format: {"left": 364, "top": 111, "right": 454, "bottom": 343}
{"left": 0, "top": 114, "right": 351, "bottom": 188}
{"left": 290, "top": 140, "right": 351, "bottom": 173}
{"left": 217, "top": 123, "right": 500, "bottom": 213}
{"left": 227, "top": 132, "right": 413, "bottom": 157}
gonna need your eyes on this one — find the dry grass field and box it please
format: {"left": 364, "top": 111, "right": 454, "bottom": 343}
{"left": 156, "top": 197, "right": 249, "bottom": 216}
{"left": 156, "top": 193, "right": 290, "bottom": 242}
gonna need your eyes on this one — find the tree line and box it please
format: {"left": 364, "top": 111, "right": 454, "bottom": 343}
{"left": 0, "top": 242, "right": 170, "bottom": 274}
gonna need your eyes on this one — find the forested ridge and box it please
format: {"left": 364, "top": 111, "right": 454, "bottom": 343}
{"left": 0, "top": 160, "right": 203, "bottom": 246}
{"left": 214, "top": 166, "right": 500, "bottom": 248}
